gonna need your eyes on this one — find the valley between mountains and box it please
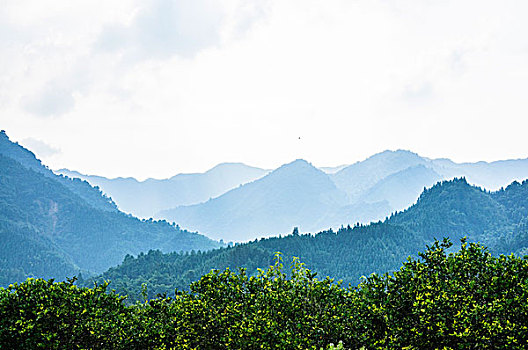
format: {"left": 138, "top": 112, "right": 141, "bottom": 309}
{"left": 2, "top": 129, "right": 528, "bottom": 297}
{"left": 3, "top": 129, "right": 528, "bottom": 348}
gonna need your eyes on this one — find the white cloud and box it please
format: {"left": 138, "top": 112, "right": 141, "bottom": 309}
{"left": 1, "top": 0, "right": 528, "bottom": 179}
{"left": 96, "top": 0, "right": 226, "bottom": 58}
{"left": 21, "top": 82, "right": 75, "bottom": 117}
{"left": 20, "top": 137, "right": 61, "bottom": 158}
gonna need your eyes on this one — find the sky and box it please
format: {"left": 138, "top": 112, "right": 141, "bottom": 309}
{"left": 1, "top": 0, "right": 528, "bottom": 180}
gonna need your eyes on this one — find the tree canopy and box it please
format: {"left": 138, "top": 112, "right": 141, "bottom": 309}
{"left": 2, "top": 239, "right": 528, "bottom": 349}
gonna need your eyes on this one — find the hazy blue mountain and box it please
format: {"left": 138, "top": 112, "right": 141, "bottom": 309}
{"left": 360, "top": 165, "right": 443, "bottom": 210}
{"left": 0, "top": 132, "right": 220, "bottom": 283}
{"left": 330, "top": 150, "right": 528, "bottom": 215}
{"left": 160, "top": 160, "right": 350, "bottom": 241}
{"left": 430, "top": 158, "right": 528, "bottom": 191}
{"left": 159, "top": 151, "right": 528, "bottom": 242}
{"left": 317, "top": 200, "right": 393, "bottom": 228}
{"left": 331, "top": 150, "right": 429, "bottom": 202}
{"left": 56, "top": 163, "right": 268, "bottom": 218}
{"left": 319, "top": 164, "right": 349, "bottom": 174}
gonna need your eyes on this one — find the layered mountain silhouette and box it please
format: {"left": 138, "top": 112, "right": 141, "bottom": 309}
{"left": 56, "top": 163, "right": 268, "bottom": 218}
{"left": 160, "top": 160, "right": 352, "bottom": 241}
{"left": 358, "top": 164, "right": 443, "bottom": 210}
{"left": 4, "top": 127, "right": 528, "bottom": 295}
{"left": 159, "top": 151, "right": 528, "bottom": 241}
{"left": 51, "top": 140, "right": 528, "bottom": 242}
{"left": 0, "top": 131, "right": 220, "bottom": 284}
{"left": 331, "top": 149, "right": 528, "bottom": 202}
{"left": 331, "top": 150, "right": 429, "bottom": 202}
{"left": 91, "top": 177, "right": 528, "bottom": 301}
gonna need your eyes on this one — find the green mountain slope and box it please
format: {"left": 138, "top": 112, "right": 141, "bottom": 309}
{"left": 0, "top": 131, "right": 117, "bottom": 213}
{"left": 92, "top": 177, "right": 528, "bottom": 301}
{"left": 0, "top": 134, "right": 220, "bottom": 283}
{"left": 0, "top": 220, "right": 78, "bottom": 286}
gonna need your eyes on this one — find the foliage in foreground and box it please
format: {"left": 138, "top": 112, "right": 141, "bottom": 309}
{"left": 1, "top": 239, "right": 528, "bottom": 349}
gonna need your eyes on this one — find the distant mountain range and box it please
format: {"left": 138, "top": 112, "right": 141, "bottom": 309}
{"left": 0, "top": 131, "right": 220, "bottom": 285}
{"left": 4, "top": 127, "right": 528, "bottom": 298}
{"left": 159, "top": 150, "right": 528, "bottom": 241}
{"left": 159, "top": 160, "right": 389, "bottom": 241}
{"left": 56, "top": 163, "right": 268, "bottom": 218}
{"left": 57, "top": 148, "right": 528, "bottom": 242}
{"left": 160, "top": 160, "right": 351, "bottom": 241}
{"left": 330, "top": 149, "right": 528, "bottom": 204}
{"left": 90, "top": 177, "right": 528, "bottom": 301}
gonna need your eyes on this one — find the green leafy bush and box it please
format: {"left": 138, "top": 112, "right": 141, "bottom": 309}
{"left": 1, "top": 240, "right": 528, "bottom": 349}
{"left": 357, "top": 238, "right": 528, "bottom": 348}
{"left": 0, "top": 278, "right": 131, "bottom": 349}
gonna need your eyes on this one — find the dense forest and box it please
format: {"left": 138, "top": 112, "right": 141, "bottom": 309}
{"left": 2, "top": 240, "right": 528, "bottom": 349}
{"left": 0, "top": 132, "right": 220, "bottom": 285}
{"left": 88, "top": 178, "right": 528, "bottom": 301}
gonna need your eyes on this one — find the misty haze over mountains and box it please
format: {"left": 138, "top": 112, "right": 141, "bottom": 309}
{"left": 3, "top": 127, "right": 528, "bottom": 286}
{"left": 56, "top": 149, "right": 528, "bottom": 242}
{"left": 56, "top": 164, "right": 268, "bottom": 218}
{"left": 160, "top": 160, "right": 351, "bottom": 241}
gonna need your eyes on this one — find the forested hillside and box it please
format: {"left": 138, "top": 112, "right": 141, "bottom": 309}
{"left": 0, "top": 133, "right": 220, "bottom": 284}
{"left": 91, "top": 178, "right": 528, "bottom": 301}
{"left": 1, "top": 131, "right": 118, "bottom": 213}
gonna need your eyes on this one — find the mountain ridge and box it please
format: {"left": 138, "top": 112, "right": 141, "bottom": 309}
{"left": 158, "top": 151, "right": 528, "bottom": 241}
{"left": 90, "top": 177, "right": 528, "bottom": 301}
{"left": 0, "top": 132, "right": 220, "bottom": 284}
{"left": 1, "top": 131, "right": 118, "bottom": 213}
{"left": 159, "top": 159, "right": 349, "bottom": 241}
{"left": 55, "top": 162, "right": 268, "bottom": 218}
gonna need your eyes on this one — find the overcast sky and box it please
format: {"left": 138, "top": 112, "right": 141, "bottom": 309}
{"left": 1, "top": 0, "right": 528, "bottom": 180}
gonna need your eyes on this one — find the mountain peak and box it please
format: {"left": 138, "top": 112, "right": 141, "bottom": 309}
{"left": 332, "top": 149, "right": 430, "bottom": 201}
{"left": 159, "top": 157, "right": 347, "bottom": 241}
{"left": 369, "top": 149, "right": 422, "bottom": 161}
{"left": 271, "top": 159, "right": 320, "bottom": 177}
{"left": 0, "top": 131, "right": 42, "bottom": 171}
{"left": 282, "top": 158, "right": 312, "bottom": 168}
{"left": 417, "top": 177, "right": 471, "bottom": 201}
{"left": 205, "top": 162, "right": 265, "bottom": 175}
